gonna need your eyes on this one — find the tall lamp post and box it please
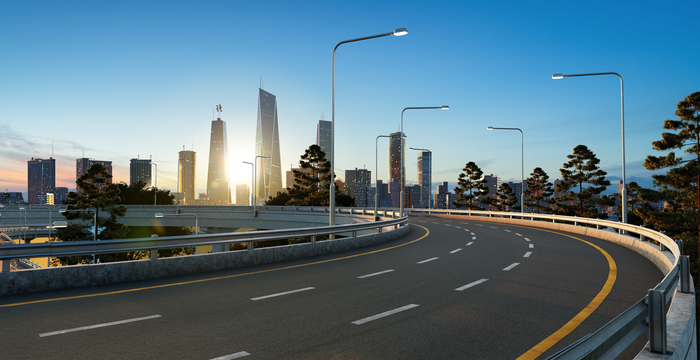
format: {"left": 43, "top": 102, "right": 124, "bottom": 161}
{"left": 244, "top": 155, "right": 270, "bottom": 216}
{"left": 375, "top": 135, "right": 391, "bottom": 221}
{"left": 552, "top": 72, "right": 626, "bottom": 224}
{"left": 330, "top": 27, "right": 408, "bottom": 227}
{"left": 409, "top": 147, "right": 432, "bottom": 210}
{"left": 400, "top": 106, "right": 449, "bottom": 217}
{"left": 487, "top": 127, "right": 524, "bottom": 213}
{"left": 152, "top": 161, "right": 158, "bottom": 206}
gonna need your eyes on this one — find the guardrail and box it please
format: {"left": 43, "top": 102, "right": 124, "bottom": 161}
{"left": 408, "top": 208, "right": 694, "bottom": 359}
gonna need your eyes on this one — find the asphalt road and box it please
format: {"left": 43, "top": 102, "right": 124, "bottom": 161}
{"left": 0, "top": 216, "right": 664, "bottom": 359}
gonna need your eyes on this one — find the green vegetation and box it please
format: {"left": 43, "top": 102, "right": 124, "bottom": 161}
{"left": 453, "top": 161, "right": 490, "bottom": 210}
{"left": 523, "top": 167, "right": 554, "bottom": 214}
{"left": 553, "top": 145, "right": 614, "bottom": 218}
{"left": 492, "top": 183, "right": 518, "bottom": 212}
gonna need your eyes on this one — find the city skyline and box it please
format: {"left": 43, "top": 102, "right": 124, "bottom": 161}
{"left": 1, "top": 1, "right": 698, "bottom": 200}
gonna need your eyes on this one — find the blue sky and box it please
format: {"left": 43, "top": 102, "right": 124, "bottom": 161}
{"left": 1, "top": 1, "right": 698, "bottom": 201}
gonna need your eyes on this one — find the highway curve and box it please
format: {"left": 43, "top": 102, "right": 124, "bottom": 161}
{"left": 0, "top": 216, "right": 663, "bottom": 359}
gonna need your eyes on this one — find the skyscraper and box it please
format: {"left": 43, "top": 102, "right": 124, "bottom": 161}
{"left": 207, "top": 107, "right": 231, "bottom": 205}
{"left": 235, "top": 184, "right": 250, "bottom": 206}
{"left": 417, "top": 151, "right": 431, "bottom": 208}
{"left": 345, "top": 168, "right": 372, "bottom": 206}
{"left": 178, "top": 149, "right": 196, "bottom": 205}
{"left": 130, "top": 158, "right": 152, "bottom": 187}
{"left": 27, "top": 157, "right": 55, "bottom": 205}
{"left": 317, "top": 120, "right": 332, "bottom": 163}
{"left": 388, "top": 131, "right": 405, "bottom": 184}
{"left": 77, "top": 158, "right": 113, "bottom": 184}
{"left": 255, "top": 88, "right": 282, "bottom": 204}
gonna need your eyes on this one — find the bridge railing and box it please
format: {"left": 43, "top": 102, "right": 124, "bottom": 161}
{"left": 0, "top": 213, "right": 406, "bottom": 263}
{"left": 408, "top": 208, "right": 694, "bottom": 359}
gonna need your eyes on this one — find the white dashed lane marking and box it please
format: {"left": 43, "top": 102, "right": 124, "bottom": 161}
{"left": 450, "top": 248, "right": 462, "bottom": 254}
{"left": 529, "top": 244, "right": 534, "bottom": 249}
{"left": 455, "top": 279, "right": 488, "bottom": 291}
{"left": 352, "top": 304, "right": 420, "bottom": 325}
{"left": 358, "top": 270, "right": 395, "bottom": 279}
{"left": 417, "top": 257, "right": 439, "bottom": 264}
{"left": 466, "top": 242, "right": 473, "bottom": 246}
{"left": 503, "top": 263, "right": 520, "bottom": 271}
{"left": 251, "top": 287, "right": 315, "bottom": 301}
{"left": 524, "top": 252, "right": 532, "bottom": 258}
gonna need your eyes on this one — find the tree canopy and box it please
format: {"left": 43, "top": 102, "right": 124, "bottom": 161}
{"left": 116, "top": 181, "right": 175, "bottom": 205}
{"left": 492, "top": 183, "right": 518, "bottom": 212}
{"left": 553, "top": 145, "right": 614, "bottom": 218}
{"left": 453, "top": 162, "right": 490, "bottom": 210}
{"left": 523, "top": 167, "right": 554, "bottom": 214}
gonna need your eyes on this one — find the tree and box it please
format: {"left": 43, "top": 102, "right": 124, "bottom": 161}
{"left": 58, "top": 163, "right": 130, "bottom": 264}
{"left": 453, "top": 162, "right": 490, "bottom": 210}
{"left": 637, "top": 92, "right": 700, "bottom": 262}
{"left": 523, "top": 167, "right": 554, "bottom": 214}
{"left": 266, "top": 145, "right": 354, "bottom": 207}
{"left": 554, "top": 145, "right": 614, "bottom": 218}
{"left": 493, "top": 183, "right": 518, "bottom": 212}
{"left": 116, "top": 181, "right": 175, "bottom": 205}
{"left": 615, "top": 182, "right": 644, "bottom": 225}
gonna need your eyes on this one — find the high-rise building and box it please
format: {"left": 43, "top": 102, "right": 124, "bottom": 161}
{"left": 54, "top": 187, "right": 69, "bottom": 205}
{"left": 410, "top": 185, "right": 422, "bottom": 209}
{"left": 207, "top": 108, "right": 231, "bottom": 205}
{"left": 417, "top": 151, "right": 431, "bottom": 208}
{"left": 388, "top": 132, "right": 405, "bottom": 185}
{"left": 130, "top": 158, "right": 152, "bottom": 187}
{"left": 236, "top": 184, "right": 250, "bottom": 206}
{"left": 345, "top": 168, "right": 372, "bottom": 206}
{"left": 28, "top": 157, "right": 55, "bottom": 205}
{"left": 255, "top": 88, "right": 283, "bottom": 204}
{"left": 376, "top": 179, "right": 391, "bottom": 207}
{"left": 1, "top": 192, "right": 24, "bottom": 205}
{"left": 77, "top": 158, "right": 113, "bottom": 184}
{"left": 178, "top": 149, "right": 196, "bottom": 205}
{"left": 507, "top": 181, "right": 523, "bottom": 210}
{"left": 434, "top": 181, "right": 458, "bottom": 209}
{"left": 317, "top": 120, "right": 332, "bottom": 163}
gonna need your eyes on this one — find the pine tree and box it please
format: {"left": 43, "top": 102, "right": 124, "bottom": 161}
{"left": 554, "top": 145, "right": 614, "bottom": 218}
{"left": 493, "top": 183, "right": 518, "bottom": 212}
{"left": 637, "top": 92, "right": 700, "bottom": 261}
{"left": 523, "top": 167, "right": 554, "bottom": 214}
{"left": 453, "top": 162, "right": 490, "bottom": 210}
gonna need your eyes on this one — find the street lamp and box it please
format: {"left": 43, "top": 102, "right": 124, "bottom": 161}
{"left": 487, "top": 127, "right": 524, "bottom": 213}
{"left": 552, "top": 72, "right": 626, "bottom": 223}
{"left": 330, "top": 27, "right": 408, "bottom": 227}
{"left": 375, "top": 135, "right": 391, "bottom": 221}
{"left": 152, "top": 161, "right": 157, "bottom": 206}
{"left": 244, "top": 155, "right": 270, "bottom": 216}
{"left": 409, "top": 147, "right": 432, "bottom": 210}
{"left": 400, "top": 106, "right": 449, "bottom": 217}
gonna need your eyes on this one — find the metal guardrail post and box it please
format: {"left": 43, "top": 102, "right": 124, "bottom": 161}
{"left": 676, "top": 239, "right": 683, "bottom": 255}
{"left": 247, "top": 241, "right": 254, "bottom": 251}
{"left": 311, "top": 225, "right": 316, "bottom": 243}
{"left": 1, "top": 260, "right": 9, "bottom": 273}
{"left": 648, "top": 289, "right": 667, "bottom": 354}
{"left": 680, "top": 256, "right": 690, "bottom": 294}
{"left": 150, "top": 249, "right": 158, "bottom": 261}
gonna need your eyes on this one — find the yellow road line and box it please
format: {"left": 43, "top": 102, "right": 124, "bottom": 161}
{"left": 0, "top": 225, "right": 430, "bottom": 308}
{"left": 504, "top": 225, "right": 618, "bottom": 360}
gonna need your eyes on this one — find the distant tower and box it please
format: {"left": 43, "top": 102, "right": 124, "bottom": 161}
{"left": 130, "top": 158, "right": 152, "bottom": 187}
{"left": 27, "top": 157, "right": 56, "bottom": 205}
{"left": 235, "top": 184, "right": 250, "bottom": 206}
{"left": 417, "top": 151, "right": 431, "bottom": 208}
{"left": 317, "top": 119, "right": 332, "bottom": 162}
{"left": 179, "top": 148, "right": 196, "bottom": 205}
{"left": 77, "top": 158, "right": 113, "bottom": 184}
{"left": 388, "top": 131, "right": 405, "bottom": 184}
{"left": 255, "top": 88, "right": 282, "bottom": 204}
{"left": 207, "top": 104, "right": 231, "bottom": 205}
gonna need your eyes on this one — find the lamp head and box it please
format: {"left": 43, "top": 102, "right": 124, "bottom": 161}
{"left": 552, "top": 73, "right": 564, "bottom": 79}
{"left": 393, "top": 28, "right": 408, "bottom": 36}
{"left": 487, "top": 127, "right": 494, "bottom": 130}
{"left": 441, "top": 105, "right": 449, "bottom": 110}
{"left": 155, "top": 213, "right": 164, "bottom": 218}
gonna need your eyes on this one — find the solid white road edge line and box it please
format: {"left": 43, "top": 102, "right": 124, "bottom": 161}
{"left": 358, "top": 269, "right": 395, "bottom": 279}
{"left": 39, "top": 315, "right": 162, "bottom": 337}
{"left": 251, "top": 287, "right": 316, "bottom": 301}
{"left": 210, "top": 351, "right": 251, "bottom": 360}
{"left": 417, "top": 257, "right": 439, "bottom": 264}
{"left": 503, "top": 263, "right": 520, "bottom": 271}
{"left": 524, "top": 252, "right": 532, "bottom": 258}
{"left": 455, "top": 278, "right": 488, "bottom": 291}
{"left": 450, "top": 248, "right": 462, "bottom": 254}
{"left": 352, "top": 304, "right": 420, "bottom": 325}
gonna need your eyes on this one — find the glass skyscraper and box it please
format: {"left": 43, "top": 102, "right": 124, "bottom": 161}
{"left": 179, "top": 149, "right": 196, "bottom": 205}
{"left": 255, "top": 88, "right": 282, "bottom": 204}
{"left": 27, "top": 157, "right": 55, "bottom": 205}
{"left": 388, "top": 131, "right": 405, "bottom": 185}
{"left": 316, "top": 120, "right": 332, "bottom": 163}
{"left": 207, "top": 115, "right": 231, "bottom": 205}
{"left": 417, "top": 151, "right": 431, "bottom": 208}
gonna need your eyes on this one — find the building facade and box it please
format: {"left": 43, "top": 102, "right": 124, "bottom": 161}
{"left": 388, "top": 132, "right": 405, "bottom": 186}
{"left": 178, "top": 149, "right": 196, "bottom": 205}
{"left": 345, "top": 168, "right": 372, "bottom": 206}
{"left": 417, "top": 151, "right": 431, "bottom": 208}
{"left": 27, "top": 157, "right": 55, "bottom": 205}
{"left": 255, "top": 88, "right": 283, "bottom": 204}
{"left": 1, "top": 192, "right": 24, "bottom": 205}
{"left": 207, "top": 113, "right": 231, "bottom": 205}
{"left": 129, "top": 158, "right": 152, "bottom": 187}
{"left": 316, "top": 120, "right": 332, "bottom": 164}
{"left": 236, "top": 184, "right": 250, "bottom": 206}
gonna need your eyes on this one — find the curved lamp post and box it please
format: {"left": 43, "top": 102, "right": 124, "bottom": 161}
{"left": 330, "top": 27, "right": 408, "bottom": 227}
{"left": 400, "top": 106, "right": 449, "bottom": 217}
{"left": 487, "top": 127, "right": 524, "bottom": 213}
{"left": 409, "top": 147, "right": 432, "bottom": 210}
{"left": 552, "top": 72, "right": 626, "bottom": 224}
{"left": 244, "top": 156, "right": 270, "bottom": 216}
